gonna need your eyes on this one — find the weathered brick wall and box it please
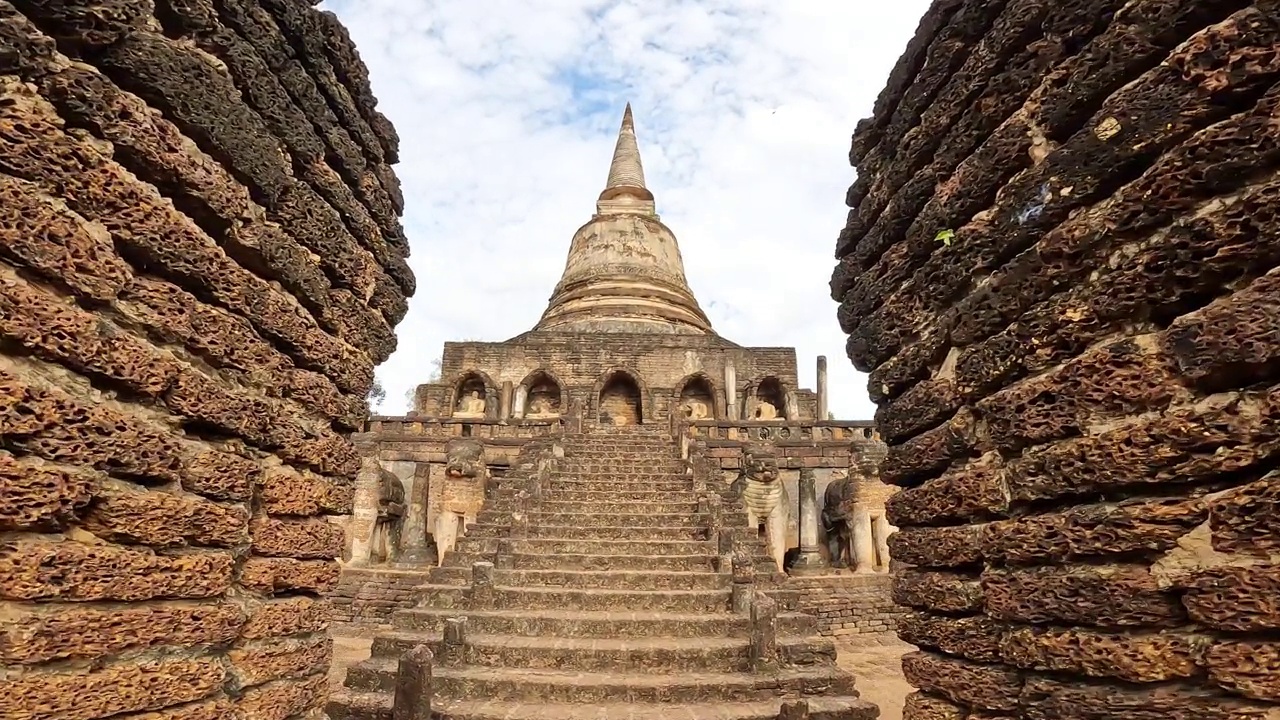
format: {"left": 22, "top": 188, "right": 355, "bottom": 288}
{"left": 419, "top": 333, "right": 814, "bottom": 421}
{"left": 330, "top": 568, "right": 422, "bottom": 632}
{"left": 834, "top": 1, "right": 1280, "bottom": 717}
{"left": 0, "top": 1, "right": 409, "bottom": 717}
{"left": 788, "top": 574, "right": 903, "bottom": 638}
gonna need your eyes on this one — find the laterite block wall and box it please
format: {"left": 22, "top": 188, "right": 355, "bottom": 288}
{"left": 833, "top": 0, "right": 1280, "bottom": 717}
{"left": 0, "top": 0, "right": 412, "bottom": 717}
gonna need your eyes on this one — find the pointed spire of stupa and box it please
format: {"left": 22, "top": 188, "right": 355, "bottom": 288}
{"left": 597, "top": 103, "right": 656, "bottom": 215}
{"left": 605, "top": 103, "right": 646, "bottom": 190}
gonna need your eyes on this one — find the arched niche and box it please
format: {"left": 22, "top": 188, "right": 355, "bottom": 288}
{"left": 451, "top": 371, "right": 494, "bottom": 418}
{"left": 517, "top": 369, "right": 566, "bottom": 419}
{"left": 675, "top": 372, "right": 717, "bottom": 421}
{"left": 751, "top": 376, "right": 786, "bottom": 421}
{"left": 596, "top": 369, "right": 644, "bottom": 426}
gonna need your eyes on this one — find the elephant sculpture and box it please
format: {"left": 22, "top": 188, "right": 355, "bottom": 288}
{"left": 730, "top": 445, "right": 787, "bottom": 570}
{"left": 822, "top": 475, "right": 855, "bottom": 568}
{"left": 445, "top": 438, "right": 487, "bottom": 479}
{"left": 436, "top": 438, "right": 489, "bottom": 564}
{"left": 370, "top": 467, "right": 406, "bottom": 564}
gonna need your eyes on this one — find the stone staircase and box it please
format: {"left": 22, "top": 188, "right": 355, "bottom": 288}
{"left": 328, "top": 425, "right": 876, "bottom": 719}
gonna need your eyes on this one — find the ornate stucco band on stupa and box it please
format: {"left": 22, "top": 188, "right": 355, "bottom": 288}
{"left": 535, "top": 104, "right": 715, "bottom": 335}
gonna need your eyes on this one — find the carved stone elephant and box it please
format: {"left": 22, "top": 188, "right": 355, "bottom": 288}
{"left": 822, "top": 475, "right": 855, "bottom": 568}
{"left": 370, "top": 467, "right": 406, "bottom": 564}
{"left": 436, "top": 438, "right": 488, "bottom": 564}
{"left": 730, "top": 445, "right": 787, "bottom": 570}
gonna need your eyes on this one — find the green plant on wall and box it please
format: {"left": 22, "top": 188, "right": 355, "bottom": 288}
{"left": 935, "top": 229, "right": 956, "bottom": 247}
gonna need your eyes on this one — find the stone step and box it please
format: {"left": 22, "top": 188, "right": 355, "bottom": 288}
{"left": 453, "top": 537, "right": 714, "bottom": 557}
{"left": 326, "top": 691, "right": 391, "bottom": 720}
{"left": 552, "top": 477, "right": 691, "bottom": 488}
{"left": 531, "top": 524, "right": 709, "bottom": 541}
{"left": 546, "top": 479, "right": 694, "bottom": 493}
{"left": 415, "top": 584, "right": 730, "bottom": 612}
{"left": 558, "top": 467, "right": 684, "bottom": 476}
{"left": 431, "top": 567, "right": 728, "bottom": 591}
{"left": 579, "top": 435, "right": 674, "bottom": 440}
{"left": 437, "top": 665, "right": 858, "bottom": 704}
{"left": 445, "top": 551, "right": 717, "bottom": 572}
{"left": 359, "top": 634, "right": 830, "bottom": 675}
{"left": 539, "top": 489, "right": 704, "bottom": 503}
{"left": 327, "top": 693, "right": 878, "bottom": 720}
{"left": 392, "top": 607, "right": 817, "bottom": 638}
{"left": 356, "top": 661, "right": 858, "bottom": 703}
{"left": 565, "top": 456, "right": 680, "bottom": 464}
{"left": 465, "top": 524, "right": 709, "bottom": 541}
{"left": 478, "top": 510, "right": 707, "bottom": 529}
{"left": 491, "top": 499, "right": 703, "bottom": 515}
{"left": 435, "top": 696, "right": 879, "bottom": 720}
{"left": 532, "top": 511, "right": 707, "bottom": 528}
{"left": 563, "top": 450, "right": 680, "bottom": 456}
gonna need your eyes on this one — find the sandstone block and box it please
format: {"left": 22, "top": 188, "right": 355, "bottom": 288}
{"left": 241, "top": 596, "right": 332, "bottom": 640}
{"left": 80, "top": 483, "right": 249, "bottom": 549}
{"left": 0, "top": 601, "right": 245, "bottom": 665}
{"left": 0, "top": 452, "right": 92, "bottom": 532}
{"left": 0, "top": 540, "right": 234, "bottom": 602}
{"left": 893, "top": 569, "right": 984, "bottom": 614}
{"left": 249, "top": 516, "right": 345, "bottom": 560}
{"left": 901, "top": 650, "right": 1022, "bottom": 712}
{"left": 1183, "top": 564, "right": 1280, "bottom": 632}
{"left": 236, "top": 673, "right": 327, "bottom": 720}
{"left": 0, "top": 657, "right": 225, "bottom": 720}
{"left": 888, "top": 524, "right": 983, "bottom": 568}
{"left": 1206, "top": 640, "right": 1280, "bottom": 702}
{"left": 228, "top": 635, "right": 332, "bottom": 689}
{"left": 239, "top": 557, "right": 341, "bottom": 595}
{"left": 1208, "top": 469, "right": 1280, "bottom": 555}
{"left": 896, "top": 610, "right": 1005, "bottom": 663}
{"left": 1000, "top": 626, "right": 1208, "bottom": 683}
{"left": 982, "top": 565, "right": 1186, "bottom": 629}
{"left": 901, "top": 691, "right": 966, "bottom": 720}
{"left": 980, "top": 496, "right": 1207, "bottom": 565}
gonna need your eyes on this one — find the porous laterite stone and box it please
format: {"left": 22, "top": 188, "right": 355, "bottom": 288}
{"left": 836, "top": 0, "right": 1280, "bottom": 715}
{"left": 0, "top": 0, "right": 412, "bottom": 717}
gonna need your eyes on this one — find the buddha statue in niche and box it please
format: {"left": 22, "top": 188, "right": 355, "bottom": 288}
{"left": 455, "top": 390, "right": 486, "bottom": 417}
{"left": 525, "top": 384, "right": 561, "bottom": 418}
{"left": 753, "top": 399, "right": 778, "bottom": 420}
{"left": 681, "top": 399, "right": 709, "bottom": 420}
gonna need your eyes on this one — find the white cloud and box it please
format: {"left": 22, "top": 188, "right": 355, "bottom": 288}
{"left": 321, "top": 0, "right": 932, "bottom": 419}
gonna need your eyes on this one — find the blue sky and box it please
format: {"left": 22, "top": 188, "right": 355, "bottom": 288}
{"left": 321, "top": 0, "right": 933, "bottom": 419}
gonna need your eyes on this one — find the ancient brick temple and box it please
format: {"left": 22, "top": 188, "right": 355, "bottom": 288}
{"left": 329, "top": 108, "right": 897, "bottom": 717}
{"left": 833, "top": 0, "right": 1280, "bottom": 717}
{"left": 0, "top": 1, "right": 411, "bottom": 718}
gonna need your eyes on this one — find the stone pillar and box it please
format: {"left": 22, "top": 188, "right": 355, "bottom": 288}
{"left": 397, "top": 464, "right": 434, "bottom": 565}
{"left": 788, "top": 469, "right": 828, "bottom": 574}
{"left": 749, "top": 592, "right": 778, "bottom": 671}
{"left": 500, "top": 381, "right": 513, "bottom": 420}
{"left": 440, "top": 617, "right": 468, "bottom": 665}
{"left": 724, "top": 362, "right": 738, "bottom": 420}
{"left": 816, "top": 355, "right": 829, "bottom": 421}
{"left": 393, "top": 645, "right": 433, "bottom": 720}
{"left": 730, "top": 554, "right": 755, "bottom": 614}
{"left": 512, "top": 384, "right": 528, "bottom": 420}
{"left": 851, "top": 508, "right": 875, "bottom": 573}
